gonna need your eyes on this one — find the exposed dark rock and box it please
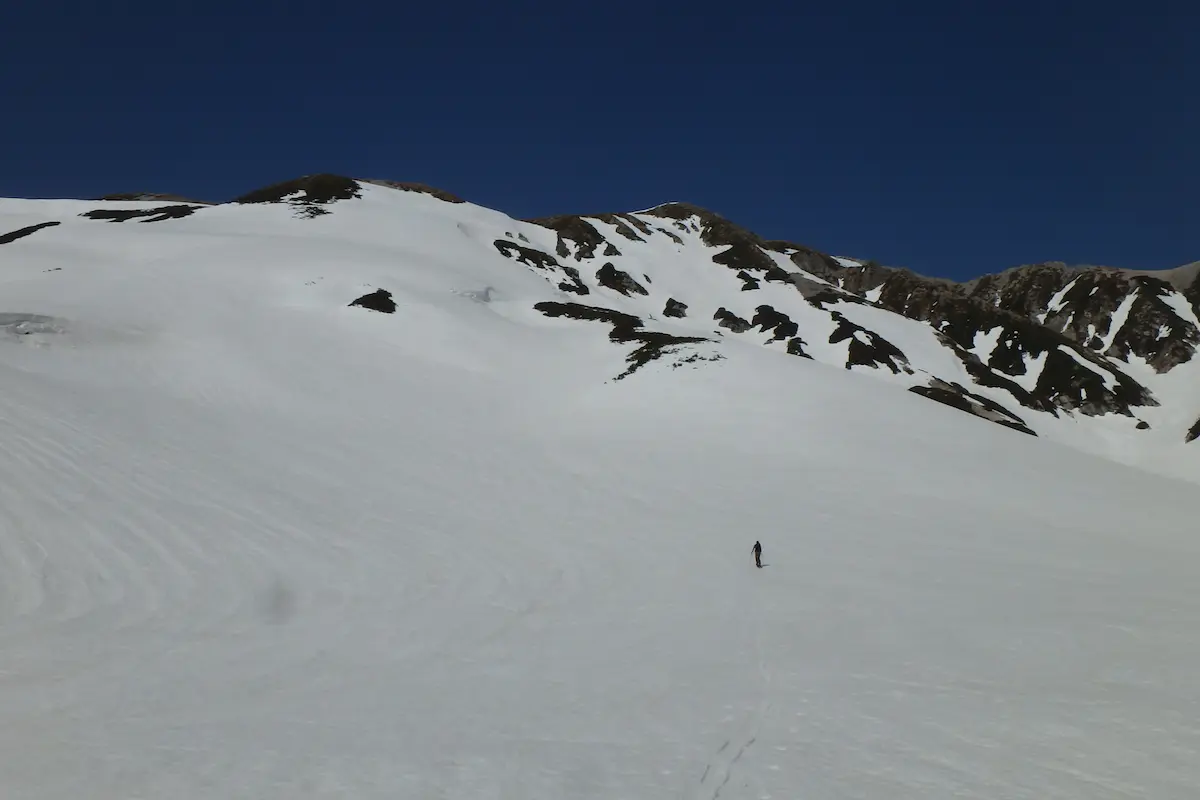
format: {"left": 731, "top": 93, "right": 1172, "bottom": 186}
{"left": 535, "top": 201, "right": 1180, "bottom": 423}
{"left": 597, "top": 213, "right": 653, "bottom": 240}
{"left": 0, "top": 221, "right": 61, "bottom": 244}
{"left": 359, "top": 179, "right": 465, "bottom": 203}
{"left": 851, "top": 268, "right": 1158, "bottom": 416}
{"left": 1187, "top": 417, "right": 1200, "bottom": 443}
{"left": 751, "top": 305, "right": 799, "bottom": 342}
{"left": 829, "top": 312, "right": 911, "bottom": 374}
{"left": 961, "top": 265, "right": 1200, "bottom": 374}
{"left": 714, "top": 308, "right": 752, "bottom": 333}
{"left": 1103, "top": 277, "right": 1200, "bottom": 372}
{"left": 534, "top": 303, "right": 639, "bottom": 328}
{"left": 529, "top": 216, "right": 608, "bottom": 261}
{"left": 534, "top": 301, "right": 710, "bottom": 380}
{"left": 350, "top": 289, "right": 396, "bottom": 313}
{"left": 234, "top": 174, "right": 362, "bottom": 208}
{"left": 663, "top": 298, "right": 688, "bottom": 318}
{"left": 614, "top": 212, "right": 652, "bottom": 237}
{"left": 603, "top": 242, "right": 621, "bottom": 256}
{"left": 909, "top": 380, "right": 1036, "bottom": 436}
{"left": 736, "top": 271, "right": 760, "bottom": 291}
{"left": 1136, "top": 420, "right": 1150, "bottom": 430}
{"left": 786, "top": 337, "right": 812, "bottom": 358}
{"left": 656, "top": 227, "right": 684, "bottom": 245}
{"left": 596, "top": 263, "right": 648, "bottom": 296}
{"left": 494, "top": 240, "right": 589, "bottom": 295}
{"left": 494, "top": 240, "right": 557, "bottom": 270}
{"left": 765, "top": 240, "right": 847, "bottom": 281}
{"left": 645, "top": 203, "right": 777, "bottom": 273}
{"left": 80, "top": 205, "right": 203, "bottom": 223}
{"left": 526, "top": 212, "right": 649, "bottom": 243}
{"left": 1031, "top": 348, "right": 1148, "bottom": 416}
{"left": 802, "top": 285, "right": 866, "bottom": 309}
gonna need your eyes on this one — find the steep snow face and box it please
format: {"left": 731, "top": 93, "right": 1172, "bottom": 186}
{"left": 1, "top": 182, "right": 1200, "bottom": 798}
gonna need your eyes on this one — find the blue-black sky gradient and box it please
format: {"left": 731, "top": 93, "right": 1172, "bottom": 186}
{"left": 3, "top": 1, "right": 1196, "bottom": 279}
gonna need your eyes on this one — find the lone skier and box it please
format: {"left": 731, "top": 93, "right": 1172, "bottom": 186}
{"left": 752, "top": 540, "right": 762, "bottom": 568}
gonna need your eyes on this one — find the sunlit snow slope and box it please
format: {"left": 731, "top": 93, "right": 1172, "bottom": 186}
{"left": 1, "top": 183, "right": 1199, "bottom": 798}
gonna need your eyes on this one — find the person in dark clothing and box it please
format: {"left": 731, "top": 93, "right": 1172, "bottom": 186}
{"left": 752, "top": 540, "right": 762, "bottom": 568}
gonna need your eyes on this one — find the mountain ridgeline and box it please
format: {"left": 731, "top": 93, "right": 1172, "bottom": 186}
{"left": 8, "top": 173, "right": 1200, "bottom": 451}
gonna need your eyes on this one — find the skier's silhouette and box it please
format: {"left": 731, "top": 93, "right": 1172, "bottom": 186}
{"left": 752, "top": 540, "right": 762, "bottom": 568}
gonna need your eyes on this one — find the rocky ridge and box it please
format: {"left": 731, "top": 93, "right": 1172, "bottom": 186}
{"left": 8, "top": 174, "right": 1197, "bottom": 445}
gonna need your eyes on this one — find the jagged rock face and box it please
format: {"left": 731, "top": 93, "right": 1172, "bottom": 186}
{"left": 766, "top": 241, "right": 847, "bottom": 282}
{"left": 645, "top": 203, "right": 780, "bottom": 274}
{"left": 534, "top": 301, "right": 715, "bottom": 380}
{"left": 829, "top": 312, "right": 912, "bottom": 375}
{"left": 663, "top": 298, "right": 688, "bottom": 318}
{"left": 530, "top": 216, "right": 609, "bottom": 260}
{"left": 815, "top": 264, "right": 1160, "bottom": 417}
{"left": 493, "top": 240, "right": 589, "bottom": 295}
{"left": 595, "top": 263, "right": 648, "bottom": 297}
{"left": 965, "top": 264, "right": 1200, "bottom": 373}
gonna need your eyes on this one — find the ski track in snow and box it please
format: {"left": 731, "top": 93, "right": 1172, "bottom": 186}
{"left": 1, "top": 187, "right": 1199, "bottom": 798}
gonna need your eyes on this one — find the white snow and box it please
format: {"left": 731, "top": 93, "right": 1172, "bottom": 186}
{"left": 1100, "top": 290, "right": 1139, "bottom": 354}
{"left": 1038, "top": 276, "right": 1080, "bottom": 323}
{"left": 970, "top": 326, "right": 1004, "bottom": 362}
{"left": 2, "top": 187, "right": 1200, "bottom": 798}
{"left": 1160, "top": 288, "right": 1200, "bottom": 333}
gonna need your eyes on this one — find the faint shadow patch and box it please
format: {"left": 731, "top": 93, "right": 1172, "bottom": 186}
{"left": 258, "top": 578, "right": 297, "bottom": 624}
{"left": 455, "top": 286, "right": 497, "bottom": 303}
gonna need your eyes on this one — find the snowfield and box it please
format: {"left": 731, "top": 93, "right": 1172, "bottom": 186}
{"left": 1, "top": 185, "right": 1199, "bottom": 798}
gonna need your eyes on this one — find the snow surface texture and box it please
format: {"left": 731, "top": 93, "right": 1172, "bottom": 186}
{"left": 1, "top": 186, "right": 1199, "bottom": 798}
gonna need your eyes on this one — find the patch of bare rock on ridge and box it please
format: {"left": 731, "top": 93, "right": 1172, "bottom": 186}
{"left": 0, "top": 221, "right": 61, "bottom": 244}
{"left": 493, "top": 237, "right": 589, "bottom": 295}
{"left": 534, "top": 302, "right": 717, "bottom": 380}
{"left": 596, "top": 263, "right": 647, "bottom": 296}
{"left": 359, "top": 180, "right": 465, "bottom": 204}
{"left": 81, "top": 205, "right": 204, "bottom": 223}
{"left": 813, "top": 260, "right": 1161, "bottom": 419}
{"left": 513, "top": 199, "right": 1185, "bottom": 436}
{"left": 910, "top": 379, "right": 1036, "bottom": 436}
{"left": 234, "top": 173, "right": 363, "bottom": 218}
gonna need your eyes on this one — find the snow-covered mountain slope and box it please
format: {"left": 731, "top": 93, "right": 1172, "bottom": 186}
{"left": 2, "top": 177, "right": 1200, "bottom": 798}
{"left": 5, "top": 174, "right": 1200, "bottom": 478}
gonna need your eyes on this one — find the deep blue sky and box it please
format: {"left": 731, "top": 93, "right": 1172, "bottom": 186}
{"left": 3, "top": 2, "right": 1196, "bottom": 279}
